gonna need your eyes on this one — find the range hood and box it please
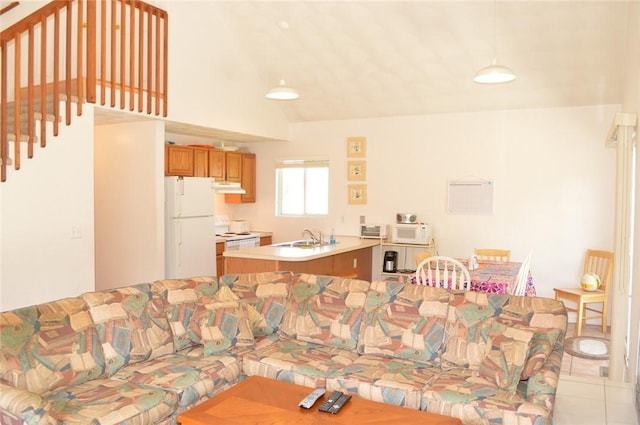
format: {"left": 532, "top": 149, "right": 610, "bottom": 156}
{"left": 212, "top": 180, "right": 246, "bottom": 194}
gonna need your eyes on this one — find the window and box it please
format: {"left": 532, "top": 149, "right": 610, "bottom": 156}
{"left": 276, "top": 158, "right": 329, "bottom": 216}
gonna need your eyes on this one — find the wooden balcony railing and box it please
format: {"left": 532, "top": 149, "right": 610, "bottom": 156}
{"left": 0, "top": 0, "right": 168, "bottom": 182}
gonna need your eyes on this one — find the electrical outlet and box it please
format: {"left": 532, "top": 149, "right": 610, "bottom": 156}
{"left": 360, "top": 215, "right": 365, "bottom": 224}
{"left": 353, "top": 258, "right": 357, "bottom": 268}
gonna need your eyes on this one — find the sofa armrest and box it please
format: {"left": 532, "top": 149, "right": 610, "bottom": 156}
{"left": 522, "top": 337, "right": 564, "bottom": 411}
{"left": 0, "top": 382, "right": 56, "bottom": 425}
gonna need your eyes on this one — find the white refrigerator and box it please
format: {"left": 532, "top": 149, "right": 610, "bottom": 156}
{"left": 165, "top": 176, "right": 216, "bottom": 278}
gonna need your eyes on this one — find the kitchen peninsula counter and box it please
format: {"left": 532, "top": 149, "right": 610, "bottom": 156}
{"left": 224, "top": 236, "right": 378, "bottom": 280}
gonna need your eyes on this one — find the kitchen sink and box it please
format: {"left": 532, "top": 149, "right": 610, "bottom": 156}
{"left": 270, "top": 239, "right": 334, "bottom": 248}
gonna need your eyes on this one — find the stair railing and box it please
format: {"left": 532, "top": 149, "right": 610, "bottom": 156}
{"left": 0, "top": 0, "right": 168, "bottom": 182}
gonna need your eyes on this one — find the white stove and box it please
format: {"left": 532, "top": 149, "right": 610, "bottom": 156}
{"left": 215, "top": 215, "right": 261, "bottom": 250}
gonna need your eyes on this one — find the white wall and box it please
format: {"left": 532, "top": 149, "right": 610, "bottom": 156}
{"left": 94, "top": 119, "right": 165, "bottom": 290}
{"left": 243, "top": 105, "right": 619, "bottom": 300}
{"left": 0, "top": 105, "right": 95, "bottom": 311}
{"left": 158, "top": 0, "right": 290, "bottom": 141}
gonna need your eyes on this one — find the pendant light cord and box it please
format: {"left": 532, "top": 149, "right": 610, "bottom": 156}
{"left": 491, "top": 0, "right": 496, "bottom": 63}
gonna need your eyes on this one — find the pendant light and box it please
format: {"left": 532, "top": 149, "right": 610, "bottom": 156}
{"left": 265, "top": 21, "right": 300, "bottom": 100}
{"left": 473, "top": 1, "right": 516, "bottom": 84}
{"left": 265, "top": 79, "right": 299, "bottom": 100}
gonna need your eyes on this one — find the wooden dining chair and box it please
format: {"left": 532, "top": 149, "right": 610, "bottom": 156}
{"left": 474, "top": 248, "right": 511, "bottom": 262}
{"left": 511, "top": 251, "right": 532, "bottom": 296}
{"left": 415, "top": 256, "right": 471, "bottom": 290}
{"left": 553, "top": 249, "right": 614, "bottom": 337}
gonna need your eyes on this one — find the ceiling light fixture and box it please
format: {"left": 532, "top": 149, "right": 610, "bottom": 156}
{"left": 265, "top": 79, "right": 299, "bottom": 100}
{"left": 473, "top": 1, "right": 516, "bottom": 84}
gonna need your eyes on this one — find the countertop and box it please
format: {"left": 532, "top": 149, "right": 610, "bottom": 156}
{"left": 222, "top": 236, "right": 379, "bottom": 262}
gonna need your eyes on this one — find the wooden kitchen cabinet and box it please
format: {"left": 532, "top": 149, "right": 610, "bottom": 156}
{"left": 225, "top": 152, "right": 242, "bottom": 182}
{"left": 216, "top": 241, "right": 225, "bottom": 276}
{"left": 165, "top": 145, "right": 194, "bottom": 176}
{"left": 208, "top": 150, "right": 226, "bottom": 180}
{"left": 225, "top": 153, "right": 256, "bottom": 204}
{"left": 260, "top": 235, "right": 272, "bottom": 246}
{"left": 193, "top": 148, "right": 210, "bottom": 177}
{"left": 332, "top": 248, "right": 372, "bottom": 280}
{"left": 225, "top": 246, "right": 373, "bottom": 281}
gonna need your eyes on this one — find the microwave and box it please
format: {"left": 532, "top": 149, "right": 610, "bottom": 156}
{"left": 390, "top": 223, "right": 432, "bottom": 244}
{"left": 360, "top": 223, "right": 388, "bottom": 239}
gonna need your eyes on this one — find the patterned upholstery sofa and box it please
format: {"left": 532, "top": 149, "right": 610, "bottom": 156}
{"left": 0, "top": 272, "right": 567, "bottom": 425}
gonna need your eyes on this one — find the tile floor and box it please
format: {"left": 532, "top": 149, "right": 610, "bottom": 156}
{"left": 554, "top": 324, "right": 638, "bottom": 425}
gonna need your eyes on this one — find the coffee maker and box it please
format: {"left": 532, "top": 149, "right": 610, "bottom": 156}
{"left": 383, "top": 251, "right": 398, "bottom": 273}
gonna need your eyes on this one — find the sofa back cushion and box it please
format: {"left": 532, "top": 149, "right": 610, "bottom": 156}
{"left": 490, "top": 295, "right": 567, "bottom": 379}
{"left": 0, "top": 297, "right": 105, "bottom": 394}
{"left": 150, "top": 276, "right": 220, "bottom": 351}
{"left": 220, "top": 272, "right": 293, "bottom": 336}
{"left": 81, "top": 284, "right": 174, "bottom": 376}
{"left": 279, "top": 274, "right": 371, "bottom": 350}
{"left": 441, "top": 291, "right": 502, "bottom": 370}
{"left": 477, "top": 320, "right": 535, "bottom": 392}
{"left": 358, "top": 280, "right": 450, "bottom": 365}
{"left": 186, "top": 286, "right": 255, "bottom": 356}
{"left": 442, "top": 291, "right": 567, "bottom": 387}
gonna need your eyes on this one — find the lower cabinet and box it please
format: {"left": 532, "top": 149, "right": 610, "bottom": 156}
{"left": 225, "top": 247, "right": 373, "bottom": 281}
{"left": 216, "top": 242, "right": 224, "bottom": 276}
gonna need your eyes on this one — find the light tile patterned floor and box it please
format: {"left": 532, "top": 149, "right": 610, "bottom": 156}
{"left": 555, "top": 375, "right": 636, "bottom": 425}
{"left": 554, "top": 324, "right": 638, "bottom": 425}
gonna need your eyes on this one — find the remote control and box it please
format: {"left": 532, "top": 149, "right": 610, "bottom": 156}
{"left": 327, "top": 393, "right": 351, "bottom": 414}
{"left": 317, "top": 390, "right": 344, "bottom": 412}
{"left": 298, "top": 388, "right": 326, "bottom": 409}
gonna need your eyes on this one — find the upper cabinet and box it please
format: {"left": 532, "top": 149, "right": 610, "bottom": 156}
{"left": 225, "top": 152, "right": 256, "bottom": 204}
{"left": 224, "top": 152, "right": 242, "bottom": 182}
{"left": 193, "top": 147, "right": 210, "bottom": 177}
{"left": 165, "top": 145, "right": 227, "bottom": 179}
{"left": 208, "top": 150, "right": 226, "bottom": 180}
{"left": 165, "top": 145, "right": 256, "bottom": 204}
{"left": 165, "top": 145, "right": 194, "bottom": 176}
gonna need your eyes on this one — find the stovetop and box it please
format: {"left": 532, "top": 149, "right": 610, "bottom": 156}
{"left": 216, "top": 232, "right": 260, "bottom": 241}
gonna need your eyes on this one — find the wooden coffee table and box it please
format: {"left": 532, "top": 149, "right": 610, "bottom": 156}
{"left": 177, "top": 375, "right": 461, "bottom": 425}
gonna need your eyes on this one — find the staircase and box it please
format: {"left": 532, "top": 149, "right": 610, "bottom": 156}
{"left": 0, "top": 0, "right": 168, "bottom": 182}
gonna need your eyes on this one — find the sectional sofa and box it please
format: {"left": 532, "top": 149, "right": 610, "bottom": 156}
{"left": 0, "top": 272, "right": 567, "bottom": 425}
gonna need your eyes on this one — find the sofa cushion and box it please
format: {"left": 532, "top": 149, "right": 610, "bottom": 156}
{"left": 220, "top": 272, "right": 292, "bottom": 336}
{"left": 488, "top": 294, "right": 567, "bottom": 380}
{"left": 112, "top": 353, "right": 241, "bottom": 413}
{"left": 82, "top": 284, "right": 174, "bottom": 375}
{"left": 478, "top": 321, "right": 535, "bottom": 392}
{"left": 242, "top": 338, "right": 360, "bottom": 388}
{"left": 41, "top": 378, "right": 177, "bottom": 424}
{"left": 279, "top": 274, "right": 371, "bottom": 350}
{"left": 150, "top": 276, "right": 221, "bottom": 351}
{"left": 327, "top": 354, "right": 439, "bottom": 409}
{"left": 421, "top": 369, "right": 550, "bottom": 425}
{"left": 358, "top": 280, "right": 450, "bottom": 366}
{"left": 187, "top": 287, "right": 254, "bottom": 356}
{"left": 0, "top": 298, "right": 105, "bottom": 394}
{"left": 520, "top": 328, "right": 562, "bottom": 380}
{"left": 441, "top": 292, "right": 502, "bottom": 370}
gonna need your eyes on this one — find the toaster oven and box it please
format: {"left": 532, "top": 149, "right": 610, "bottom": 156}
{"left": 360, "top": 223, "right": 388, "bottom": 239}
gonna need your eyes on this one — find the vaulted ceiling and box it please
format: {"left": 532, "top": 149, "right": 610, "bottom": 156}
{"left": 213, "top": 1, "right": 629, "bottom": 122}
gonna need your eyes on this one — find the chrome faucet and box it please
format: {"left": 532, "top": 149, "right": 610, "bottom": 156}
{"left": 302, "top": 228, "right": 323, "bottom": 245}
